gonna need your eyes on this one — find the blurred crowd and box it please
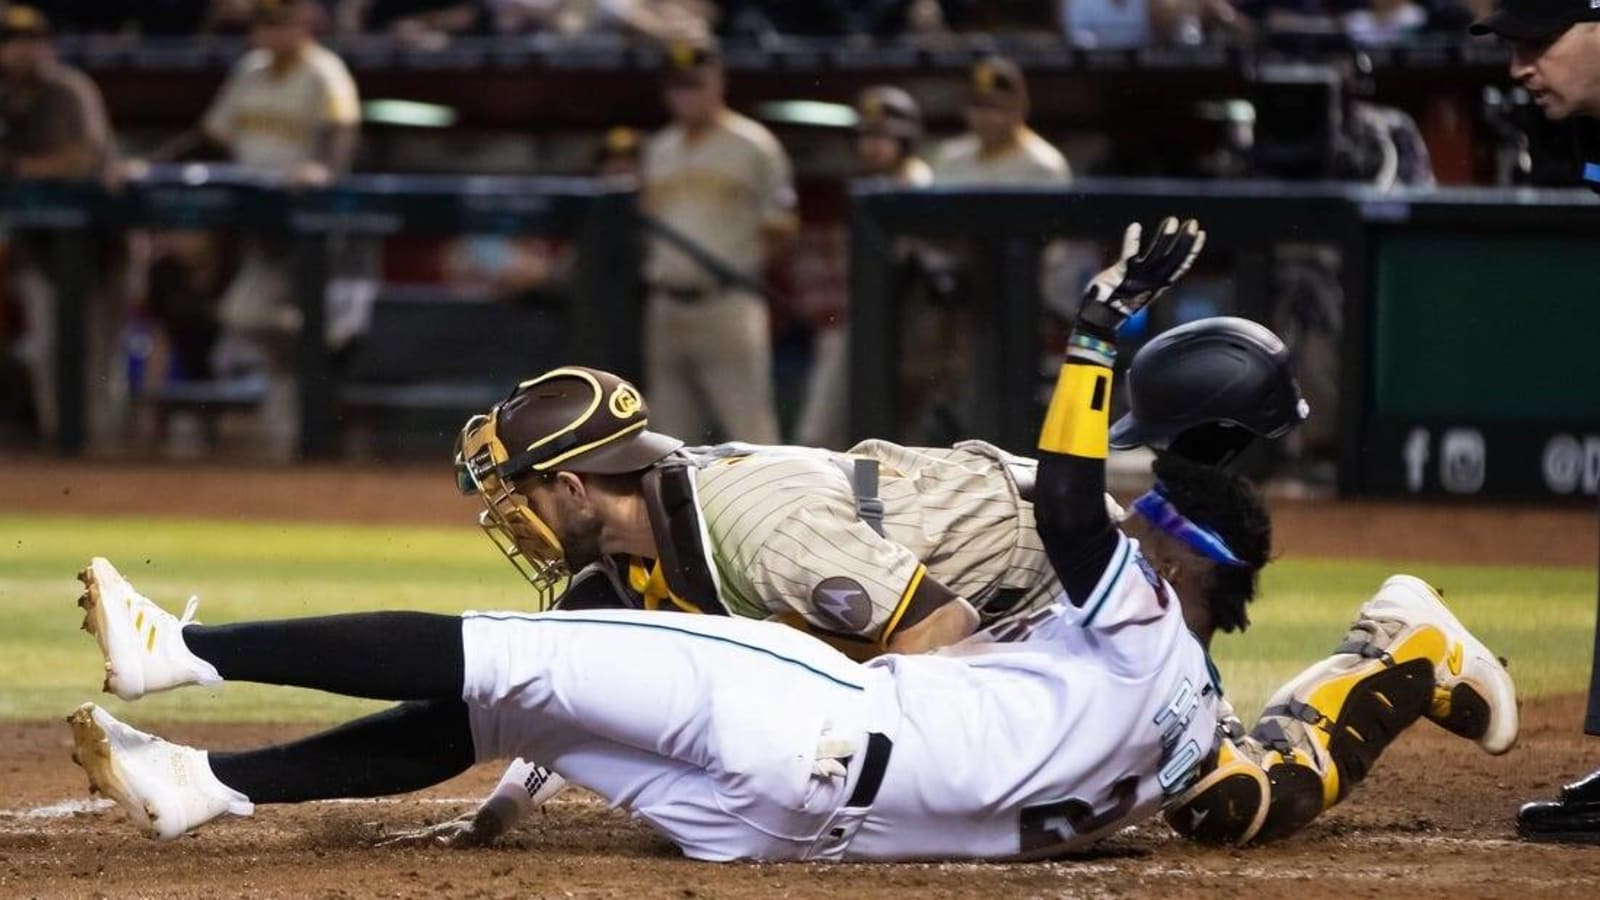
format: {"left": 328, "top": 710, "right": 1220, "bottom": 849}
{"left": 0, "top": 0, "right": 1465, "bottom": 461}
{"left": 11, "top": 0, "right": 1498, "bottom": 47}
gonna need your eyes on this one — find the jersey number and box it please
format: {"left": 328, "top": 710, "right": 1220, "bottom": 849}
{"left": 1019, "top": 776, "right": 1140, "bottom": 853}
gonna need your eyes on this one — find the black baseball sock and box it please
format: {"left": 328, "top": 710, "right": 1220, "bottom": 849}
{"left": 182, "top": 612, "right": 464, "bottom": 700}
{"left": 208, "top": 699, "right": 476, "bottom": 803}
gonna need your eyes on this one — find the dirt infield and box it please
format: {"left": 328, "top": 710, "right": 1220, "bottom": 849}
{"left": 0, "top": 695, "right": 1596, "bottom": 899}
{"left": 2, "top": 458, "right": 1595, "bottom": 566}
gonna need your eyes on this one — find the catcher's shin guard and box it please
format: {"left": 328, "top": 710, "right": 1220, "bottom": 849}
{"left": 1361, "top": 575, "right": 1518, "bottom": 755}
{"left": 1168, "top": 581, "right": 1470, "bottom": 845}
{"left": 1163, "top": 711, "right": 1270, "bottom": 845}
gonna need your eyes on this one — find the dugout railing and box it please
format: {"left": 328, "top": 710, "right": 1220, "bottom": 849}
{"left": 1, "top": 169, "right": 640, "bottom": 458}
{"left": 848, "top": 181, "right": 1600, "bottom": 499}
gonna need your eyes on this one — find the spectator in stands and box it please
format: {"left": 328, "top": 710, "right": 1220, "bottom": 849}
{"left": 337, "top": 0, "right": 483, "bottom": 46}
{"left": 795, "top": 85, "right": 931, "bottom": 449}
{"left": 933, "top": 56, "right": 1070, "bottom": 184}
{"left": 0, "top": 4, "right": 126, "bottom": 446}
{"left": 641, "top": 39, "right": 794, "bottom": 444}
{"left": 143, "top": 0, "right": 362, "bottom": 460}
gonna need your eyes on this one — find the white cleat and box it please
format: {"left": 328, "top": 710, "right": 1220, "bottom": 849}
{"left": 66, "top": 703, "right": 253, "bottom": 841}
{"left": 1362, "top": 574, "right": 1519, "bottom": 755}
{"left": 77, "top": 557, "right": 221, "bottom": 701}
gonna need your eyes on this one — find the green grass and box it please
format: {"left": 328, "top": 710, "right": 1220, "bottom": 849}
{"left": 1, "top": 514, "right": 1595, "bottom": 724}
{"left": 0, "top": 515, "right": 530, "bottom": 723}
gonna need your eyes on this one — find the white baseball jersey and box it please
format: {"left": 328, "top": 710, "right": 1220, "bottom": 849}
{"left": 461, "top": 530, "right": 1220, "bottom": 861}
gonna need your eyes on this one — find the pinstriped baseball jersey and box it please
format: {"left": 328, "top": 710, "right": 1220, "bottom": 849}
{"left": 694, "top": 439, "right": 1058, "bottom": 643}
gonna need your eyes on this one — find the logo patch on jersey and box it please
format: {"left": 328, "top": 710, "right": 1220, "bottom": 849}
{"left": 1134, "top": 552, "right": 1171, "bottom": 609}
{"left": 811, "top": 577, "right": 873, "bottom": 633}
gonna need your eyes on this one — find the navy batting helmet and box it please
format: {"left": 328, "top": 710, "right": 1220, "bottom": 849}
{"left": 1110, "top": 317, "right": 1309, "bottom": 465}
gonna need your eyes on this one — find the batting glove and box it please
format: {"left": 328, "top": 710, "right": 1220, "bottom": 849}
{"left": 1077, "top": 217, "right": 1206, "bottom": 339}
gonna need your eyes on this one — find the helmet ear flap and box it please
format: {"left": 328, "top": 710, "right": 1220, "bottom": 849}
{"left": 1167, "top": 422, "right": 1257, "bottom": 467}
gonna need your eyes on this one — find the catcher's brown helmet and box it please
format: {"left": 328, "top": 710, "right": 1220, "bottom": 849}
{"left": 454, "top": 367, "right": 682, "bottom": 604}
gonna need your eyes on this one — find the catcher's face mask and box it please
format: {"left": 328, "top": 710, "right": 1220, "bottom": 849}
{"left": 454, "top": 412, "right": 567, "bottom": 609}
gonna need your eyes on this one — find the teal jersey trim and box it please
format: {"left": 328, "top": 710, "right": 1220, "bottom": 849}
{"left": 1079, "top": 536, "right": 1132, "bottom": 628}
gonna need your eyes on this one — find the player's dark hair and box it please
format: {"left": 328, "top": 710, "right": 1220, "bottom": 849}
{"left": 1151, "top": 451, "right": 1272, "bottom": 633}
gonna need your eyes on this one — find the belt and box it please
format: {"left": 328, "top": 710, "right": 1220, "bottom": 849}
{"left": 845, "top": 732, "right": 893, "bottom": 809}
{"left": 651, "top": 283, "right": 716, "bottom": 304}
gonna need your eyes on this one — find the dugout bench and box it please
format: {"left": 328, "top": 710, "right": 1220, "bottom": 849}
{"left": 0, "top": 168, "right": 641, "bottom": 459}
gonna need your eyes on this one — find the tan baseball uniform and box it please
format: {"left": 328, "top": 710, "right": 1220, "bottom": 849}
{"left": 932, "top": 128, "right": 1070, "bottom": 185}
{"left": 641, "top": 110, "right": 796, "bottom": 445}
{"left": 694, "top": 439, "right": 1056, "bottom": 650}
{"left": 202, "top": 44, "right": 360, "bottom": 177}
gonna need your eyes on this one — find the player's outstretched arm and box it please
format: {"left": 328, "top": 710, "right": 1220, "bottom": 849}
{"left": 1034, "top": 217, "right": 1205, "bottom": 604}
{"left": 378, "top": 758, "right": 568, "bottom": 848}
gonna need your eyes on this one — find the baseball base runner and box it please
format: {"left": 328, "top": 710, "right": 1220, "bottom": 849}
{"left": 62, "top": 218, "right": 1518, "bottom": 861}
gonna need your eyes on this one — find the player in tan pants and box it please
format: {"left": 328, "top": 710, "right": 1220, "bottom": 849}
{"left": 640, "top": 41, "right": 795, "bottom": 444}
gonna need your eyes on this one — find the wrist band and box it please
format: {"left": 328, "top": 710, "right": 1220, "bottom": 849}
{"left": 1066, "top": 331, "right": 1117, "bottom": 367}
{"left": 1038, "top": 362, "right": 1112, "bottom": 459}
